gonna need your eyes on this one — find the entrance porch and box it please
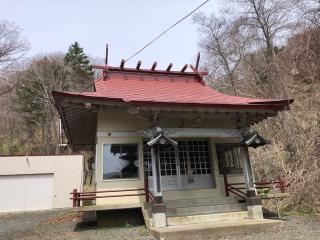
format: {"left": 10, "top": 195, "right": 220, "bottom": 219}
{"left": 142, "top": 127, "right": 263, "bottom": 228}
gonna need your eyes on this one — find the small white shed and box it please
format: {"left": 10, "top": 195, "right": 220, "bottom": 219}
{"left": 0, "top": 154, "right": 83, "bottom": 213}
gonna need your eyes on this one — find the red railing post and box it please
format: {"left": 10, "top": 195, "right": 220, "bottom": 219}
{"left": 72, "top": 189, "right": 78, "bottom": 207}
{"left": 279, "top": 177, "right": 286, "bottom": 193}
{"left": 77, "top": 192, "right": 81, "bottom": 207}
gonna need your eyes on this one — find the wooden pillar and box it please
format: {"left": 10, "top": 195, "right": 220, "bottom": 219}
{"left": 150, "top": 145, "right": 166, "bottom": 227}
{"left": 241, "top": 146, "right": 255, "bottom": 194}
{"left": 144, "top": 175, "right": 149, "bottom": 203}
{"left": 241, "top": 146, "right": 263, "bottom": 219}
{"left": 243, "top": 147, "right": 256, "bottom": 190}
{"left": 221, "top": 155, "right": 229, "bottom": 197}
{"left": 223, "top": 173, "right": 229, "bottom": 197}
{"left": 174, "top": 145, "right": 182, "bottom": 190}
{"left": 151, "top": 146, "right": 162, "bottom": 196}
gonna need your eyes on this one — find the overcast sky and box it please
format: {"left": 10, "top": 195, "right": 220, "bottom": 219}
{"left": 1, "top": 0, "right": 222, "bottom": 70}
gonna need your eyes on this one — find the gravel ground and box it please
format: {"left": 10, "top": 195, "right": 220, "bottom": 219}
{"left": 0, "top": 209, "right": 319, "bottom": 240}
{"left": 216, "top": 215, "right": 320, "bottom": 240}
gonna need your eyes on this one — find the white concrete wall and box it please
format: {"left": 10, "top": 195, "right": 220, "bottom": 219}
{"left": 0, "top": 155, "right": 84, "bottom": 209}
{"left": 95, "top": 107, "right": 245, "bottom": 205}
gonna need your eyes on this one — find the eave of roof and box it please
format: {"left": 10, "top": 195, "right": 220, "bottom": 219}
{"left": 52, "top": 90, "right": 293, "bottom": 111}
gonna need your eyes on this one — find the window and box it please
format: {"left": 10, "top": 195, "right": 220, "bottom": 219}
{"left": 143, "top": 139, "right": 212, "bottom": 176}
{"left": 216, "top": 144, "right": 243, "bottom": 175}
{"left": 103, "top": 144, "right": 139, "bottom": 180}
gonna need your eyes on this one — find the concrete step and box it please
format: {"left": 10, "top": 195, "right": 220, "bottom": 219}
{"left": 165, "top": 197, "right": 239, "bottom": 208}
{"left": 152, "top": 218, "right": 281, "bottom": 239}
{"left": 166, "top": 203, "right": 247, "bottom": 217}
{"left": 141, "top": 203, "right": 153, "bottom": 228}
{"left": 167, "top": 211, "right": 249, "bottom": 226}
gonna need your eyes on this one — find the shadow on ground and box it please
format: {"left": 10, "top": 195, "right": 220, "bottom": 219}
{"left": 74, "top": 210, "right": 146, "bottom": 232}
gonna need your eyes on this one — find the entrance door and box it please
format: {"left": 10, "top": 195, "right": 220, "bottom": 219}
{"left": 159, "top": 145, "right": 180, "bottom": 191}
{"left": 178, "top": 140, "right": 214, "bottom": 190}
{"left": 144, "top": 139, "right": 214, "bottom": 191}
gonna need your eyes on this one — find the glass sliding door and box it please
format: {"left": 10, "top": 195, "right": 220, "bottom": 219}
{"left": 144, "top": 139, "right": 215, "bottom": 191}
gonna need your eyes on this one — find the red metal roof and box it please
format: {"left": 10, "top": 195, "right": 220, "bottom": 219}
{"left": 53, "top": 67, "right": 292, "bottom": 110}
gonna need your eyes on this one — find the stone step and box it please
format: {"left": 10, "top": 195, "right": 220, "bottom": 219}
{"left": 165, "top": 197, "right": 239, "bottom": 209}
{"left": 167, "top": 211, "right": 249, "bottom": 226}
{"left": 166, "top": 203, "right": 247, "bottom": 217}
{"left": 152, "top": 218, "right": 281, "bottom": 239}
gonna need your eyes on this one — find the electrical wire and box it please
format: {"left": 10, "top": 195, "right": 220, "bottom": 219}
{"left": 125, "top": 0, "right": 211, "bottom": 62}
{"left": 1, "top": 1, "right": 211, "bottom": 95}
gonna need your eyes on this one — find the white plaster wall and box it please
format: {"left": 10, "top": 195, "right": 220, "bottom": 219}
{"left": 95, "top": 107, "right": 245, "bottom": 205}
{"left": 0, "top": 155, "right": 84, "bottom": 208}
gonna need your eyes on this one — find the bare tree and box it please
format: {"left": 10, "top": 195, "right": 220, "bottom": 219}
{"left": 297, "top": 0, "right": 320, "bottom": 27}
{"left": 226, "top": 0, "right": 298, "bottom": 98}
{"left": 193, "top": 13, "right": 248, "bottom": 95}
{"left": 0, "top": 20, "right": 29, "bottom": 97}
{"left": 233, "top": 0, "right": 296, "bottom": 60}
{"left": 0, "top": 20, "right": 29, "bottom": 72}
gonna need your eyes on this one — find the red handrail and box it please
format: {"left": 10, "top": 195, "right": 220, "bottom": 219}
{"left": 146, "top": 189, "right": 155, "bottom": 203}
{"left": 70, "top": 188, "right": 147, "bottom": 207}
{"left": 225, "top": 177, "right": 287, "bottom": 200}
{"left": 228, "top": 185, "right": 247, "bottom": 199}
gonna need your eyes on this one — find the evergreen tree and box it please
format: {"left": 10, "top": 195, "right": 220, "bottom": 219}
{"left": 15, "top": 56, "right": 72, "bottom": 154}
{"left": 64, "top": 42, "right": 93, "bottom": 77}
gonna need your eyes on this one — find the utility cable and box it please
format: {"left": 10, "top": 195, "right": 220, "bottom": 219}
{"left": 125, "top": 0, "right": 211, "bottom": 62}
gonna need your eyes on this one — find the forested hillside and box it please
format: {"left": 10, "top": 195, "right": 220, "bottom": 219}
{"left": 0, "top": 1, "right": 319, "bottom": 211}
{"left": 194, "top": 0, "right": 320, "bottom": 211}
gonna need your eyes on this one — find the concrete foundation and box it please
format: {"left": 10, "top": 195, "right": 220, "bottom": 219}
{"left": 152, "top": 212, "right": 167, "bottom": 228}
{"left": 96, "top": 208, "right": 144, "bottom": 227}
{"left": 247, "top": 205, "right": 263, "bottom": 219}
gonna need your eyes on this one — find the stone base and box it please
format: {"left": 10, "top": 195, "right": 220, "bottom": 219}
{"left": 152, "top": 212, "right": 167, "bottom": 228}
{"left": 247, "top": 205, "right": 263, "bottom": 219}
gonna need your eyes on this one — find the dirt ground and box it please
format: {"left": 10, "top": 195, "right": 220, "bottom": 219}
{"left": 0, "top": 209, "right": 319, "bottom": 240}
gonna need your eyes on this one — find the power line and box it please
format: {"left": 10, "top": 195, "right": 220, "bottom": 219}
{"left": 125, "top": 0, "right": 211, "bottom": 62}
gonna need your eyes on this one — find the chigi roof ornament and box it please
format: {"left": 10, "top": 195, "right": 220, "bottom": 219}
{"left": 241, "top": 128, "right": 270, "bottom": 148}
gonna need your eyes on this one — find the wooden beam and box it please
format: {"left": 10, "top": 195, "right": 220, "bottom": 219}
{"left": 181, "top": 64, "right": 188, "bottom": 72}
{"left": 190, "top": 64, "right": 199, "bottom": 73}
{"left": 105, "top": 44, "right": 108, "bottom": 66}
{"left": 195, "top": 52, "right": 200, "bottom": 70}
{"left": 136, "top": 60, "right": 142, "bottom": 70}
{"left": 151, "top": 62, "right": 157, "bottom": 71}
{"left": 190, "top": 64, "right": 203, "bottom": 81}
{"left": 91, "top": 64, "right": 202, "bottom": 76}
{"left": 166, "top": 63, "right": 173, "bottom": 71}
{"left": 102, "top": 44, "right": 109, "bottom": 79}
{"left": 120, "top": 59, "right": 125, "bottom": 69}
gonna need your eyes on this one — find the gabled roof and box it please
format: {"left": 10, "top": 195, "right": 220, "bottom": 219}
{"left": 53, "top": 66, "right": 293, "bottom": 110}
{"left": 52, "top": 65, "right": 293, "bottom": 150}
